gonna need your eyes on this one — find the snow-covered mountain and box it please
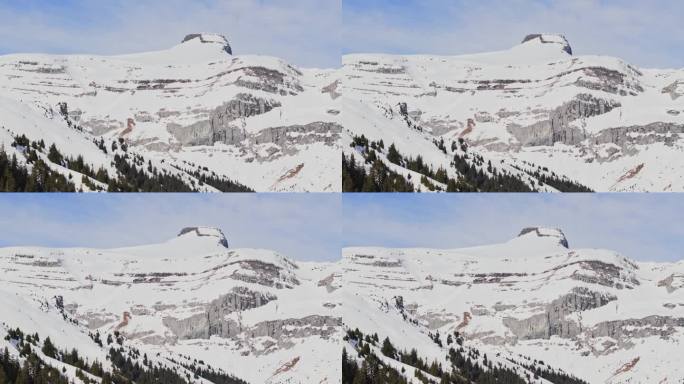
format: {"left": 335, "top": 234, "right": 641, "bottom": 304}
{"left": 342, "top": 227, "right": 684, "bottom": 383}
{"left": 0, "top": 33, "right": 341, "bottom": 192}
{"left": 0, "top": 227, "right": 342, "bottom": 383}
{"left": 342, "top": 34, "right": 684, "bottom": 192}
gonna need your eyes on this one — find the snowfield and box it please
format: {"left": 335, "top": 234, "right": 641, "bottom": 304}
{"left": 0, "top": 227, "right": 342, "bottom": 384}
{"left": 342, "top": 33, "right": 684, "bottom": 191}
{"left": 342, "top": 227, "right": 684, "bottom": 383}
{"left": 0, "top": 33, "right": 341, "bottom": 192}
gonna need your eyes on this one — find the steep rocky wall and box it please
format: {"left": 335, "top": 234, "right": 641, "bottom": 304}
{"left": 503, "top": 287, "right": 617, "bottom": 339}
{"left": 508, "top": 93, "right": 621, "bottom": 146}
{"left": 163, "top": 287, "right": 276, "bottom": 339}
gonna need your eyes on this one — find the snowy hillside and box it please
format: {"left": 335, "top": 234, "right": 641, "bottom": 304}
{"left": 342, "top": 227, "right": 684, "bottom": 383}
{"left": 0, "top": 227, "right": 342, "bottom": 383}
{"left": 342, "top": 34, "right": 684, "bottom": 192}
{"left": 0, "top": 33, "right": 341, "bottom": 192}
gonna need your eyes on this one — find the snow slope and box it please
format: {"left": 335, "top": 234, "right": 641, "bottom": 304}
{"left": 342, "top": 227, "right": 684, "bottom": 383}
{"left": 0, "top": 33, "right": 341, "bottom": 191}
{"left": 0, "top": 227, "right": 342, "bottom": 383}
{"left": 343, "top": 34, "right": 684, "bottom": 191}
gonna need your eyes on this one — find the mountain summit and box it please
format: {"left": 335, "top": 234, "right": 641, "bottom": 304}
{"left": 0, "top": 30, "right": 341, "bottom": 192}
{"left": 342, "top": 28, "right": 684, "bottom": 192}
{"left": 177, "top": 226, "right": 229, "bottom": 248}
{"left": 181, "top": 33, "right": 233, "bottom": 54}
{"left": 517, "top": 226, "right": 569, "bottom": 248}
{"left": 520, "top": 33, "right": 573, "bottom": 55}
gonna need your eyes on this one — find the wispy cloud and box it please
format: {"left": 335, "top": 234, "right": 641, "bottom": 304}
{"left": 343, "top": 0, "right": 684, "bottom": 68}
{"left": 0, "top": 194, "right": 342, "bottom": 262}
{"left": 343, "top": 194, "right": 684, "bottom": 262}
{"left": 0, "top": 0, "right": 341, "bottom": 68}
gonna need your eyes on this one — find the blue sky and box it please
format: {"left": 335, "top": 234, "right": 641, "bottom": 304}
{"left": 343, "top": 194, "right": 684, "bottom": 262}
{"left": 0, "top": 0, "right": 341, "bottom": 68}
{"left": 343, "top": 0, "right": 684, "bottom": 68}
{"left": 0, "top": 194, "right": 342, "bottom": 262}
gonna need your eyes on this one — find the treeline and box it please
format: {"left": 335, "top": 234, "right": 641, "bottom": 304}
{"left": 524, "top": 165, "right": 593, "bottom": 192}
{"left": 0, "top": 345, "right": 72, "bottom": 384}
{"left": 3, "top": 327, "right": 251, "bottom": 384}
{"left": 343, "top": 152, "right": 415, "bottom": 192}
{"left": 451, "top": 152, "right": 533, "bottom": 192}
{"left": 109, "top": 153, "right": 193, "bottom": 192}
{"left": 343, "top": 134, "right": 595, "bottom": 192}
{"left": 344, "top": 135, "right": 470, "bottom": 192}
{"left": 2, "top": 132, "right": 257, "bottom": 192}
{"left": 173, "top": 164, "right": 253, "bottom": 192}
{"left": 344, "top": 135, "right": 539, "bottom": 192}
{"left": 172, "top": 356, "right": 249, "bottom": 384}
{"left": 1, "top": 138, "right": 76, "bottom": 192}
{"left": 343, "top": 327, "right": 589, "bottom": 384}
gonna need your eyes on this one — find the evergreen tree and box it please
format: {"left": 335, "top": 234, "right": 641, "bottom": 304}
{"left": 47, "top": 143, "right": 63, "bottom": 165}
{"left": 381, "top": 337, "right": 396, "bottom": 358}
{"left": 386, "top": 144, "right": 402, "bottom": 165}
{"left": 42, "top": 337, "right": 57, "bottom": 358}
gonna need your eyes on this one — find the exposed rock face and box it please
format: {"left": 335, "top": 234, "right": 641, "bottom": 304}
{"left": 504, "top": 287, "right": 617, "bottom": 339}
{"left": 165, "top": 293, "right": 339, "bottom": 342}
{"left": 230, "top": 259, "right": 300, "bottom": 288}
{"left": 521, "top": 34, "right": 573, "bottom": 55}
{"left": 167, "top": 93, "right": 281, "bottom": 146}
{"left": 169, "top": 117, "right": 341, "bottom": 161}
{"left": 508, "top": 94, "right": 621, "bottom": 146}
{"left": 657, "top": 273, "right": 684, "bottom": 293}
{"left": 247, "top": 315, "right": 340, "bottom": 339}
{"left": 163, "top": 287, "right": 276, "bottom": 339}
{"left": 589, "top": 315, "right": 684, "bottom": 340}
{"left": 178, "top": 227, "right": 229, "bottom": 248}
{"left": 662, "top": 80, "right": 684, "bottom": 100}
{"left": 591, "top": 122, "right": 684, "bottom": 147}
{"left": 518, "top": 227, "right": 569, "bottom": 248}
{"left": 181, "top": 33, "right": 233, "bottom": 55}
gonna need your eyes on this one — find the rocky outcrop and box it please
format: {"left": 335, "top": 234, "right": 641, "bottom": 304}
{"left": 662, "top": 81, "right": 684, "bottom": 100}
{"left": 230, "top": 259, "right": 299, "bottom": 289}
{"left": 591, "top": 122, "right": 684, "bottom": 147}
{"left": 508, "top": 94, "right": 621, "bottom": 146}
{"left": 181, "top": 33, "right": 232, "bottom": 55}
{"left": 235, "top": 66, "right": 304, "bottom": 96}
{"left": 589, "top": 315, "right": 684, "bottom": 340}
{"left": 521, "top": 34, "right": 573, "bottom": 55}
{"left": 168, "top": 93, "right": 280, "bottom": 146}
{"left": 163, "top": 287, "right": 277, "bottom": 339}
{"left": 247, "top": 315, "right": 340, "bottom": 339}
{"left": 518, "top": 227, "right": 569, "bottom": 248}
{"left": 562, "top": 259, "right": 639, "bottom": 289}
{"left": 178, "top": 227, "right": 229, "bottom": 247}
{"left": 165, "top": 296, "right": 339, "bottom": 342}
{"left": 504, "top": 287, "right": 617, "bottom": 339}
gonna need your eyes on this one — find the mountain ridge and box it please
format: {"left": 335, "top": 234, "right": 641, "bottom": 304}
{"left": 342, "top": 33, "right": 684, "bottom": 192}
{"left": 0, "top": 227, "right": 341, "bottom": 383}
{"left": 0, "top": 33, "right": 341, "bottom": 192}
{"left": 342, "top": 226, "right": 684, "bottom": 383}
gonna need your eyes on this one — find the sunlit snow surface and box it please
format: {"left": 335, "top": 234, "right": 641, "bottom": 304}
{"left": 0, "top": 229, "right": 342, "bottom": 383}
{"left": 342, "top": 228, "right": 684, "bottom": 383}
{"left": 0, "top": 34, "right": 341, "bottom": 192}
{"left": 342, "top": 34, "right": 684, "bottom": 191}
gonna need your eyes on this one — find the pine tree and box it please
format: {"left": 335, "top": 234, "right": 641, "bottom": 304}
{"left": 47, "top": 143, "right": 63, "bottom": 165}
{"left": 381, "top": 337, "right": 396, "bottom": 358}
{"left": 42, "top": 337, "right": 57, "bottom": 358}
{"left": 386, "top": 144, "right": 402, "bottom": 165}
